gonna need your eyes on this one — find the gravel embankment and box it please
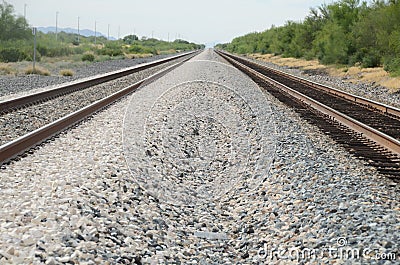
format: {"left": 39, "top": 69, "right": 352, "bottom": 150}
{"left": 246, "top": 55, "right": 400, "bottom": 109}
{"left": 0, "top": 57, "right": 187, "bottom": 146}
{"left": 0, "top": 54, "right": 177, "bottom": 98}
{"left": 0, "top": 49, "right": 398, "bottom": 264}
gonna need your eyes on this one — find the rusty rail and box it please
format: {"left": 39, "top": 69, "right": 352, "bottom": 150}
{"left": 217, "top": 50, "right": 400, "bottom": 155}
{"left": 0, "top": 51, "right": 197, "bottom": 114}
{"left": 216, "top": 50, "right": 400, "bottom": 178}
{"left": 223, "top": 52, "right": 400, "bottom": 118}
{"left": 0, "top": 51, "right": 198, "bottom": 164}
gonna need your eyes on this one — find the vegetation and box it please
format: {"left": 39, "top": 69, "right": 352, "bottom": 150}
{"left": 59, "top": 69, "right": 74, "bottom": 76}
{"left": 217, "top": 0, "right": 400, "bottom": 75}
{"left": 24, "top": 66, "right": 50, "bottom": 76}
{"left": 0, "top": 1, "right": 204, "bottom": 67}
{"left": 81, "top": 53, "right": 95, "bottom": 62}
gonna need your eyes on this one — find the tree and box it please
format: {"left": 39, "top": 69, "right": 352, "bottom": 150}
{"left": 314, "top": 21, "right": 349, "bottom": 64}
{"left": 0, "top": 1, "right": 30, "bottom": 41}
{"left": 217, "top": 0, "right": 400, "bottom": 74}
{"left": 123, "top": 34, "right": 139, "bottom": 44}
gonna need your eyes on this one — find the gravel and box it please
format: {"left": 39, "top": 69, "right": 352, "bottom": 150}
{"left": 0, "top": 49, "right": 398, "bottom": 264}
{"left": 0, "top": 54, "right": 178, "bottom": 98}
{"left": 245, "top": 55, "right": 400, "bottom": 109}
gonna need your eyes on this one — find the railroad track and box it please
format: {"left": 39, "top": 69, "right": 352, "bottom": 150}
{"left": 216, "top": 50, "right": 400, "bottom": 179}
{"left": 0, "top": 51, "right": 199, "bottom": 165}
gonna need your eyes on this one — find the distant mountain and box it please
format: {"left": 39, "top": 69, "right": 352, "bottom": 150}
{"left": 37, "top": 26, "right": 116, "bottom": 40}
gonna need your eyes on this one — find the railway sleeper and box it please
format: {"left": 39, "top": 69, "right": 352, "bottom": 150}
{"left": 223, "top": 55, "right": 400, "bottom": 180}
{"left": 235, "top": 56, "right": 400, "bottom": 141}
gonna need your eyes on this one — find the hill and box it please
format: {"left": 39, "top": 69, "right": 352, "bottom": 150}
{"left": 37, "top": 27, "right": 114, "bottom": 39}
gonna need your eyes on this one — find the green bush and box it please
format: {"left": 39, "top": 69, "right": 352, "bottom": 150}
{"left": 46, "top": 46, "right": 74, "bottom": 57}
{"left": 98, "top": 42, "right": 124, "bottom": 57}
{"left": 217, "top": 0, "right": 400, "bottom": 73}
{"left": 0, "top": 48, "right": 27, "bottom": 62}
{"left": 36, "top": 45, "right": 48, "bottom": 57}
{"left": 384, "top": 57, "right": 400, "bottom": 76}
{"left": 128, "top": 45, "right": 155, "bottom": 54}
{"left": 72, "top": 39, "right": 80, "bottom": 46}
{"left": 123, "top": 34, "right": 139, "bottom": 44}
{"left": 362, "top": 54, "right": 380, "bottom": 68}
{"left": 350, "top": 49, "right": 381, "bottom": 68}
{"left": 82, "top": 53, "right": 95, "bottom": 62}
{"left": 99, "top": 47, "right": 123, "bottom": 56}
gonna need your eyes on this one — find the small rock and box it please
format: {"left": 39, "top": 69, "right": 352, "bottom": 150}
{"left": 45, "top": 257, "right": 57, "bottom": 265}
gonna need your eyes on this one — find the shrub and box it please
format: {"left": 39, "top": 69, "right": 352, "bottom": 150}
{"left": 362, "top": 54, "right": 380, "bottom": 68}
{"left": 46, "top": 46, "right": 73, "bottom": 57}
{"left": 36, "top": 45, "right": 49, "bottom": 57}
{"left": 128, "top": 45, "right": 155, "bottom": 55}
{"left": 98, "top": 43, "right": 124, "bottom": 57}
{"left": 352, "top": 49, "right": 381, "bottom": 68}
{"left": 384, "top": 57, "right": 400, "bottom": 76}
{"left": 25, "top": 66, "right": 50, "bottom": 76}
{"left": 0, "top": 48, "right": 27, "bottom": 62}
{"left": 59, "top": 69, "right": 74, "bottom": 76}
{"left": 72, "top": 39, "right": 80, "bottom": 46}
{"left": 82, "top": 53, "right": 95, "bottom": 62}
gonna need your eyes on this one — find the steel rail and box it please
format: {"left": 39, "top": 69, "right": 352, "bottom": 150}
{"left": 0, "top": 51, "right": 199, "bottom": 165}
{"left": 216, "top": 50, "right": 400, "bottom": 156}
{"left": 0, "top": 51, "right": 197, "bottom": 114}
{"left": 222, "top": 52, "right": 400, "bottom": 118}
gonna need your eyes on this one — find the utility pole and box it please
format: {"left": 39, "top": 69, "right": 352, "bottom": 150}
{"left": 94, "top": 21, "right": 97, "bottom": 44}
{"left": 55, "top": 11, "right": 59, "bottom": 41}
{"left": 32, "top": 27, "right": 37, "bottom": 73}
{"left": 77, "top": 17, "right": 80, "bottom": 44}
{"left": 168, "top": 32, "right": 170, "bottom": 42}
{"left": 23, "top": 4, "right": 27, "bottom": 29}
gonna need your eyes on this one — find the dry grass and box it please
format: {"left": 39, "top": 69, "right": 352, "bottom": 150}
{"left": 382, "top": 79, "right": 400, "bottom": 93}
{"left": 24, "top": 66, "right": 51, "bottom": 76}
{"left": 328, "top": 66, "right": 399, "bottom": 91}
{"left": 158, "top": 49, "right": 176, "bottom": 55}
{"left": 59, "top": 69, "right": 74, "bottom": 76}
{"left": 124, "top": 53, "right": 153, "bottom": 59}
{"left": 252, "top": 54, "right": 326, "bottom": 70}
{"left": 250, "top": 53, "right": 400, "bottom": 91}
{"left": 0, "top": 64, "right": 15, "bottom": 75}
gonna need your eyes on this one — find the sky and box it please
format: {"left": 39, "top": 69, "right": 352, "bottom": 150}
{"left": 8, "top": 0, "right": 334, "bottom": 46}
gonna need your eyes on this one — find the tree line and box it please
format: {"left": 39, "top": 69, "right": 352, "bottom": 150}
{"left": 217, "top": 0, "right": 400, "bottom": 75}
{"left": 0, "top": 1, "right": 204, "bottom": 63}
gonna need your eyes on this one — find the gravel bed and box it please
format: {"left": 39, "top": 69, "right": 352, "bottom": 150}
{"left": 0, "top": 49, "right": 398, "bottom": 264}
{"left": 0, "top": 57, "right": 187, "bottom": 146}
{"left": 245, "top": 55, "right": 400, "bottom": 109}
{"left": 0, "top": 54, "right": 177, "bottom": 98}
